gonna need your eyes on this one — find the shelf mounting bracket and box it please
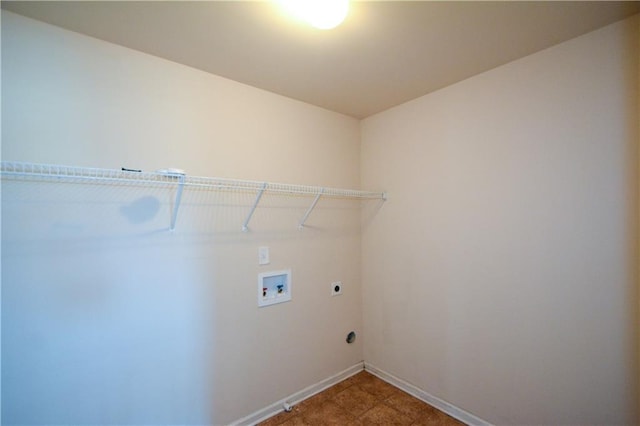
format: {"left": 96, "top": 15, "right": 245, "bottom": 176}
{"left": 298, "top": 188, "right": 324, "bottom": 230}
{"left": 170, "top": 174, "right": 185, "bottom": 231}
{"left": 242, "top": 182, "right": 268, "bottom": 232}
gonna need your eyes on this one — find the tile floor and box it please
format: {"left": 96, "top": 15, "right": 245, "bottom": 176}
{"left": 258, "top": 370, "right": 466, "bottom": 426}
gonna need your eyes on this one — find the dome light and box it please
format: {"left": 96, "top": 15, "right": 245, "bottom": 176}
{"left": 277, "top": 0, "right": 349, "bottom": 30}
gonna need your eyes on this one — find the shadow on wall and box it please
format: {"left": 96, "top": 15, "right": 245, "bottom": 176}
{"left": 120, "top": 195, "right": 161, "bottom": 224}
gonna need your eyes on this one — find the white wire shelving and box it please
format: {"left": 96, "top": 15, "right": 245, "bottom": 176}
{"left": 1, "top": 161, "right": 386, "bottom": 231}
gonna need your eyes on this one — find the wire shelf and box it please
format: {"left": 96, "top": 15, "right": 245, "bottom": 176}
{"left": 1, "top": 161, "right": 386, "bottom": 231}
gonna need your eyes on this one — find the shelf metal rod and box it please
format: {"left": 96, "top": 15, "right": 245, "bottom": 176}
{"left": 298, "top": 188, "right": 324, "bottom": 230}
{"left": 242, "top": 182, "right": 268, "bottom": 232}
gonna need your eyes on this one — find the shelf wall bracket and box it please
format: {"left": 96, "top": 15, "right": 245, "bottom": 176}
{"left": 242, "top": 182, "right": 268, "bottom": 232}
{"left": 170, "top": 174, "right": 185, "bottom": 231}
{"left": 298, "top": 188, "right": 324, "bottom": 230}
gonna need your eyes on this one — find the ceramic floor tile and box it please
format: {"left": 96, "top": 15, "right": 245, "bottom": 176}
{"left": 277, "top": 415, "right": 311, "bottom": 426}
{"left": 259, "top": 413, "right": 310, "bottom": 426}
{"left": 332, "top": 385, "right": 379, "bottom": 416}
{"left": 258, "top": 370, "right": 467, "bottom": 426}
{"left": 358, "top": 403, "right": 415, "bottom": 426}
{"left": 410, "top": 405, "right": 466, "bottom": 426}
{"left": 317, "top": 382, "right": 353, "bottom": 401}
{"left": 259, "top": 410, "right": 293, "bottom": 426}
{"left": 384, "top": 390, "right": 433, "bottom": 420}
{"left": 301, "top": 399, "right": 357, "bottom": 425}
{"left": 338, "top": 371, "right": 372, "bottom": 388}
{"left": 357, "top": 374, "right": 399, "bottom": 400}
{"left": 294, "top": 392, "right": 329, "bottom": 412}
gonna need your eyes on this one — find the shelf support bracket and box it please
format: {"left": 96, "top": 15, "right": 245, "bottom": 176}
{"left": 242, "top": 182, "right": 268, "bottom": 232}
{"left": 170, "top": 174, "right": 185, "bottom": 231}
{"left": 298, "top": 188, "right": 324, "bottom": 230}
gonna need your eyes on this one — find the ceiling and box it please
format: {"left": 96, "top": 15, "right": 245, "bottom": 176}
{"left": 3, "top": 1, "right": 639, "bottom": 119}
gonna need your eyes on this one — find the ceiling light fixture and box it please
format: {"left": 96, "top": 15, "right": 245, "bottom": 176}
{"left": 276, "top": 0, "right": 349, "bottom": 30}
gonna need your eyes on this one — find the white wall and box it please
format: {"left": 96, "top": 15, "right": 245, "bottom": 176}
{"left": 4, "top": 9, "right": 639, "bottom": 426}
{"left": 362, "top": 15, "right": 639, "bottom": 425}
{"left": 1, "top": 11, "right": 364, "bottom": 425}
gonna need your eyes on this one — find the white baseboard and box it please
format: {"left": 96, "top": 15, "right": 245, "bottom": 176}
{"left": 231, "top": 361, "right": 365, "bottom": 426}
{"left": 364, "top": 362, "right": 492, "bottom": 426}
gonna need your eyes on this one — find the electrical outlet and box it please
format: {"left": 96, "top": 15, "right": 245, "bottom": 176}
{"left": 331, "top": 281, "right": 343, "bottom": 296}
